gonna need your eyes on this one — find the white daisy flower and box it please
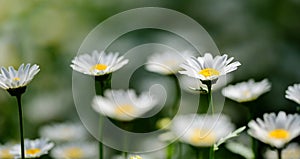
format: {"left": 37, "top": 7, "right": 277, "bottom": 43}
{"left": 0, "top": 63, "right": 40, "bottom": 90}
{"left": 145, "top": 51, "right": 193, "bottom": 75}
{"left": 248, "top": 111, "right": 300, "bottom": 149}
{"left": 50, "top": 142, "right": 97, "bottom": 159}
{"left": 265, "top": 143, "right": 300, "bottom": 159}
{"left": 285, "top": 83, "right": 300, "bottom": 105}
{"left": 180, "top": 75, "right": 232, "bottom": 93}
{"left": 10, "top": 138, "right": 54, "bottom": 158}
{"left": 39, "top": 122, "right": 87, "bottom": 142}
{"left": 92, "top": 89, "right": 157, "bottom": 121}
{"left": 179, "top": 53, "right": 241, "bottom": 82}
{"left": 171, "top": 114, "right": 235, "bottom": 147}
{"left": 70, "top": 50, "right": 128, "bottom": 76}
{"left": 222, "top": 79, "right": 271, "bottom": 103}
{"left": 0, "top": 143, "right": 14, "bottom": 159}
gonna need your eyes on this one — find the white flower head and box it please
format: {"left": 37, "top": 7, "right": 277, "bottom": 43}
{"left": 265, "top": 143, "right": 300, "bottom": 159}
{"left": 171, "top": 114, "right": 235, "bottom": 147}
{"left": 39, "top": 122, "right": 87, "bottom": 142}
{"left": 0, "top": 143, "right": 14, "bottom": 159}
{"left": 51, "top": 142, "right": 97, "bottom": 159}
{"left": 10, "top": 138, "right": 54, "bottom": 158}
{"left": 180, "top": 74, "right": 232, "bottom": 93}
{"left": 0, "top": 63, "right": 40, "bottom": 90}
{"left": 285, "top": 83, "right": 300, "bottom": 105}
{"left": 248, "top": 111, "right": 300, "bottom": 149}
{"left": 179, "top": 53, "right": 241, "bottom": 82}
{"left": 70, "top": 50, "right": 128, "bottom": 76}
{"left": 146, "top": 50, "right": 193, "bottom": 75}
{"left": 222, "top": 79, "right": 271, "bottom": 103}
{"left": 92, "top": 89, "right": 158, "bottom": 121}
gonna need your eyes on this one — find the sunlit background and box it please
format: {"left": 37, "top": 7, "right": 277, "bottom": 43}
{"left": 1, "top": 0, "right": 300, "bottom": 158}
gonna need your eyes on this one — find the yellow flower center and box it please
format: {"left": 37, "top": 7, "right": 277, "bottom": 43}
{"left": 13, "top": 77, "right": 20, "bottom": 81}
{"left": 65, "top": 147, "right": 83, "bottom": 158}
{"left": 190, "top": 129, "right": 216, "bottom": 146}
{"left": 91, "top": 64, "right": 107, "bottom": 71}
{"left": 115, "top": 105, "right": 135, "bottom": 116}
{"left": 26, "top": 148, "right": 41, "bottom": 155}
{"left": 198, "top": 68, "right": 220, "bottom": 77}
{"left": 0, "top": 149, "right": 13, "bottom": 158}
{"left": 130, "top": 155, "right": 143, "bottom": 159}
{"left": 268, "top": 129, "right": 290, "bottom": 140}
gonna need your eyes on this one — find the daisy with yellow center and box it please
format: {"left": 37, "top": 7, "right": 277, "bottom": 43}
{"left": 0, "top": 144, "right": 14, "bottom": 159}
{"left": 70, "top": 50, "right": 128, "bottom": 76}
{"left": 171, "top": 114, "right": 234, "bottom": 147}
{"left": 179, "top": 53, "right": 241, "bottom": 82}
{"left": 222, "top": 79, "right": 271, "bottom": 103}
{"left": 10, "top": 138, "right": 54, "bottom": 158}
{"left": 146, "top": 50, "right": 193, "bottom": 75}
{"left": 265, "top": 143, "right": 300, "bottom": 159}
{"left": 248, "top": 111, "right": 300, "bottom": 149}
{"left": 285, "top": 83, "right": 300, "bottom": 105}
{"left": 92, "top": 89, "right": 157, "bottom": 121}
{"left": 0, "top": 63, "right": 40, "bottom": 90}
{"left": 51, "top": 142, "right": 97, "bottom": 159}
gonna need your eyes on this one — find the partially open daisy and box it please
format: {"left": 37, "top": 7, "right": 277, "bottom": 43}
{"left": 265, "top": 143, "right": 300, "bottom": 159}
{"left": 0, "top": 143, "right": 14, "bottom": 159}
{"left": 10, "top": 138, "right": 54, "bottom": 158}
{"left": 70, "top": 50, "right": 128, "bottom": 76}
{"left": 222, "top": 79, "right": 271, "bottom": 103}
{"left": 92, "top": 89, "right": 157, "bottom": 121}
{"left": 50, "top": 142, "right": 97, "bottom": 159}
{"left": 0, "top": 63, "right": 39, "bottom": 92}
{"left": 179, "top": 53, "right": 241, "bottom": 82}
{"left": 145, "top": 51, "right": 193, "bottom": 75}
{"left": 285, "top": 83, "right": 300, "bottom": 105}
{"left": 171, "top": 114, "right": 234, "bottom": 147}
{"left": 248, "top": 111, "right": 300, "bottom": 148}
{"left": 39, "top": 122, "right": 87, "bottom": 142}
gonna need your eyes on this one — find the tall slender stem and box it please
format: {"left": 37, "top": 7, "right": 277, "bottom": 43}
{"left": 123, "top": 151, "right": 128, "bottom": 159}
{"left": 170, "top": 74, "right": 181, "bottom": 116}
{"left": 277, "top": 148, "right": 282, "bottom": 159}
{"left": 166, "top": 143, "right": 173, "bottom": 159}
{"left": 16, "top": 95, "right": 25, "bottom": 159}
{"left": 209, "top": 146, "right": 214, "bottom": 159}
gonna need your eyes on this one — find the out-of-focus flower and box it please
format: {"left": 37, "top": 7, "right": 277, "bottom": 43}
{"left": 226, "top": 142, "right": 254, "bottom": 159}
{"left": 129, "top": 155, "right": 143, "bottom": 159}
{"left": 285, "top": 83, "right": 300, "bottom": 105}
{"left": 10, "top": 138, "right": 54, "bottom": 158}
{"left": 50, "top": 142, "right": 97, "bottom": 159}
{"left": 145, "top": 51, "right": 193, "bottom": 75}
{"left": 179, "top": 53, "right": 241, "bottom": 82}
{"left": 265, "top": 143, "right": 300, "bottom": 159}
{"left": 248, "top": 111, "right": 300, "bottom": 148}
{"left": 0, "top": 143, "right": 14, "bottom": 159}
{"left": 70, "top": 50, "right": 128, "bottom": 76}
{"left": 222, "top": 79, "right": 271, "bottom": 102}
{"left": 92, "top": 89, "right": 157, "bottom": 121}
{"left": 0, "top": 63, "right": 39, "bottom": 90}
{"left": 180, "top": 75, "right": 232, "bottom": 93}
{"left": 39, "top": 122, "right": 87, "bottom": 142}
{"left": 171, "top": 114, "right": 234, "bottom": 147}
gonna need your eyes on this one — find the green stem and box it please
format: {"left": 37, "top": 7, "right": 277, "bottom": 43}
{"left": 123, "top": 151, "right": 128, "bottom": 159}
{"left": 16, "top": 95, "right": 25, "bottom": 159}
{"left": 170, "top": 74, "right": 181, "bottom": 116}
{"left": 167, "top": 143, "right": 173, "bottom": 159}
{"left": 178, "top": 142, "right": 182, "bottom": 159}
{"left": 194, "top": 147, "right": 201, "bottom": 159}
{"left": 277, "top": 148, "right": 282, "bottom": 159}
{"left": 251, "top": 137, "right": 257, "bottom": 159}
{"left": 209, "top": 146, "right": 214, "bottom": 159}
{"left": 206, "top": 82, "right": 213, "bottom": 114}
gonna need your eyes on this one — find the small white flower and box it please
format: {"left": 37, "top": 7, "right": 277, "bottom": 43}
{"left": 50, "top": 142, "right": 97, "bottom": 159}
{"left": 179, "top": 53, "right": 241, "bottom": 81}
{"left": 285, "top": 83, "right": 300, "bottom": 105}
{"left": 39, "top": 122, "right": 87, "bottom": 142}
{"left": 145, "top": 51, "right": 193, "bottom": 75}
{"left": 70, "top": 50, "right": 128, "bottom": 76}
{"left": 0, "top": 143, "right": 14, "bottom": 159}
{"left": 180, "top": 75, "right": 232, "bottom": 93}
{"left": 265, "top": 143, "right": 300, "bottom": 159}
{"left": 92, "top": 89, "right": 157, "bottom": 121}
{"left": 248, "top": 111, "right": 300, "bottom": 149}
{"left": 10, "top": 138, "right": 54, "bottom": 158}
{"left": 0, "top": 63, "right": 40, "bottom": 90}
{"left": 222, "top": 79, "right": 271, "bottom": 102}
{"left": 171, "top": 114, "right": 234, "bottom": 147}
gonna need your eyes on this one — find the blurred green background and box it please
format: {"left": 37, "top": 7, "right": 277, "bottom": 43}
{"left": 0, "top": 0, "right": 300, "bottom": 158}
